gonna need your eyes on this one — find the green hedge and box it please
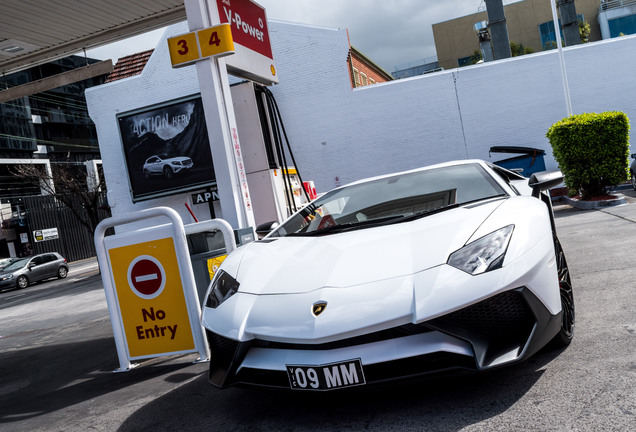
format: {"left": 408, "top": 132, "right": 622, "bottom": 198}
{"left": 546, "top": 111, "right": 630, "bottom": 199}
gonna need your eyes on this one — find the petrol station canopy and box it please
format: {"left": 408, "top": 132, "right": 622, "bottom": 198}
{"left": 0, "top": 0, "right": 186, "bottom": 75}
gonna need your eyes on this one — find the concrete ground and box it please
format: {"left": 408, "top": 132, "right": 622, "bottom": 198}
{"left": 0, "top": 194, "right": 635, "bottom": 432}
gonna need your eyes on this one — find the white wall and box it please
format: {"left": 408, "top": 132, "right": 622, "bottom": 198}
{"left": 267, "top": 22, "right": 636, "bottom": 191}
{"left": 87, "top": 20, "right": 636, "bottom": 226}
{"left": 86, "top": 22, "right": 201, "bottom": 230}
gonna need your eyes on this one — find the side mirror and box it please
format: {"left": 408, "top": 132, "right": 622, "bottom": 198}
{"left": 528, "top": 170, "right": 564, "bottom": 198}
{"left": 255, "top": 221, "right": 279, "bottom": 238}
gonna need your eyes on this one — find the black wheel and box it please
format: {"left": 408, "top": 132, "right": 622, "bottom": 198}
{"left": 631, "top": 172, "right": 636, "bottom": 191}
{"left": 163, "top": 166, "right": 173, "bottom": 179}
{"left": 58, "top": 267, "right": 68, "bottom": 279}
{"left": 144, "top": 169, "right": 150, "bottom": 179}
{"left": 550, "top": 236, "right": 575, "bottom": 347}
{"left": 17, "top": 275, "right": 29, "bottom": 289}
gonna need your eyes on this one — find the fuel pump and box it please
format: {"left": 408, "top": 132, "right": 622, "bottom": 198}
{"left": 231, "top": 81, "right": 313, "bottom": 227}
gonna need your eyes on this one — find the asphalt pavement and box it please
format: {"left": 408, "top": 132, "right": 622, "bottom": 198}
{"left": 1, "top": 195, "right": 635, "bottom": 432}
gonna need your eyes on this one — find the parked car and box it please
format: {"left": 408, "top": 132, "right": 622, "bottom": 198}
{"left": 630, "top": 153, "right": 636, "bottom": 190}
{"left": 201, "top": 159, "right": 574, "bottom": 391}
{"left": 143, "top": 155, "right": 193, "bottom": 179}
{"left": 0, "top": 252, "right": 68, "bottom": 290}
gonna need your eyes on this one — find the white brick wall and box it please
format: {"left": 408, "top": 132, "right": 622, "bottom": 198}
{"left": 86, "top": 22, "right": 200, "bottom": 231}
{"left": 267, "top": 23, "right": 636, "bottom": 191}
{"left": 86, "top": 20, "right": 636, "bottom": 227}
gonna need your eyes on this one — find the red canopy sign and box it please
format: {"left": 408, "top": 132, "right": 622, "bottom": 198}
{"left": 217, "top": 0, "right": 273, "bottom": 60}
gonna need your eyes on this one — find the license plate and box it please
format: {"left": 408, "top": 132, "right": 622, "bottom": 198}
{"left": 286, "top": 358, "right": 366, "bottom": 391}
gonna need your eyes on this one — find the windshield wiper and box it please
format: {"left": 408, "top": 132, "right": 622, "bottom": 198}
{"left": 391, "top": 203, "right": 461, "bottom": 224}
{"left": 286, "top": 204, "right": 460, "bottom": 237}
{"left": 286, "top": 215, "right": 404, "bottom": 237}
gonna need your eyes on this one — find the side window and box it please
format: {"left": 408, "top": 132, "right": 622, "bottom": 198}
{"left": 31, "top": 256, "right": 44, "bottom": 266}
{"left": 43, "top": 254, "right": 56, "bottom": 263}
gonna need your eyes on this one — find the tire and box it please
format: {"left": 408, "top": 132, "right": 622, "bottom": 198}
{"left": 17, "top": 275, "right": 29, "bottom": 289}
{"left": 144, "top": 169, "right": 150, "bottom": 179}
{"left": 58, "top": 267, "right": 68, "bottom": 279}
{"left": 550, "top": 236, "right": 575, "bottom": 347}
{"left": 631, "top": 172, "right": 636, "bottom": 191}
{"left": 163, "top": 166, "right": 173, "bottom": 179}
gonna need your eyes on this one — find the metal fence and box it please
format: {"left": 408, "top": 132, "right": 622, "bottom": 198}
{"left": 600, "top": 0, "right": 636, "bottom": 11}
{"left": 23, "top": 192, "right": 110, "bottom": 262}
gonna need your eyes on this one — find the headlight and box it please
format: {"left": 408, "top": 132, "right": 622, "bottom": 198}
{"left": 1, "top": 274, "right": 13, "bottom": 281}
{"left": 447, "top": 225, "right": 514, "bottom": 275}
{"left": 205, "top": 270, "right": 240, "bottom": 309}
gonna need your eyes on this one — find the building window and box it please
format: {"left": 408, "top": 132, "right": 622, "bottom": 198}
{"left": 609, "top": 14, "right": 636, "bottom": 37}
{"left": 353, "top": 68, "right": 361, "bottom": 87}
{"left": 457, "top": 56, "right": 473, "bottom": 67}
{"left": 539, "top": 14, "right": 584, "bottom": 49}
{"left": 369, "top": 78, "right": 376, "bottom": 85}
{"left": 361, "top": 72, "right": 368, "bottom": 86}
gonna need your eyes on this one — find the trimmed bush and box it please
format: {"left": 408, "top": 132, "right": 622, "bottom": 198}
{"left": 546, "top": 111, "right": 630, "bottom": 200}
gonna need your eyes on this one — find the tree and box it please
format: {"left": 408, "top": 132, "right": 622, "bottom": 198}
{"left": 578, "top": 19, "right": 591, "bottom": 43}
{"left": 510, "top": 41, "right": 535, "bottom": 57}
{"left": 10, "top": 163, "right": 109, "bottom": 237}
{"left": 470, "top": 49, "right": 483, "bottom": 65}
{"left": 547, "top": 112, "right": 630, "bottom": 200}
{"left": 544, "top": 40, "right": 558, "bottom": 50}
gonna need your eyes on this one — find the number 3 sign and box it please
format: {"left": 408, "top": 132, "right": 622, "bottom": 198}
{"left": 168, "top": 23, "right": 235, "bottom": 68}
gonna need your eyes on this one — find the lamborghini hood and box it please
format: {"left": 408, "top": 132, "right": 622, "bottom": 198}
{"left": 233, "top": 200, "right": 505, "bottom": 295}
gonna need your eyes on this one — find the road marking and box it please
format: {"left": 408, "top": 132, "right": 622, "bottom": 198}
{"left": 3, "top": 293, "right": 26, "bottom": 300}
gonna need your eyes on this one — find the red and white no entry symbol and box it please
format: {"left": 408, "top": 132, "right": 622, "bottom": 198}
{"left": 127, "top": 255, "right": 166, "bottom": 299}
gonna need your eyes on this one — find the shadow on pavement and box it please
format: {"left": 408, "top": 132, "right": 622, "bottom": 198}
{"left": 117, "top": 347, "right": 565, "bottom": 432}
{"left": 0, "top": 336, "right": 196, "bottom": 424}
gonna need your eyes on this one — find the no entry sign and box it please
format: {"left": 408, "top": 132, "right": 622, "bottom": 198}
{"left": 95, "top": 207, "right": 235, "bottom": 372}
{"left": 108, "top": 237, "right": 195, "bottom": 358}
{"left": 128, "top": 256, "right": 166, "bottom": 298}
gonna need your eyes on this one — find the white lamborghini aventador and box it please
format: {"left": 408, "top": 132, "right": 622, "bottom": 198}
{"left": 201, "top": 160, "right": 574, "bottom": 391}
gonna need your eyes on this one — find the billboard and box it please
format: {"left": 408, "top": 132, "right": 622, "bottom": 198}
{"left": 118, "top": 96, "right": 216, "bottom": 202}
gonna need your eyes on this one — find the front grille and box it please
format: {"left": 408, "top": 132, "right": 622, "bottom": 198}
{"left": 206, "top": 330, "right": 242, "bottom": 387}
{"left": 430, "top": 289, "right": 536, "bottom": 367}
{"left": 252, "top": 323, "right": 433, "bottom": 351}
{"left": 205, "top": 290, "right": 536, "bottom": 388}
{"left": 207, "top": 330, "right": 239, "bottom": 366}
{"left": 438, "top": 290, "right": 532, "bottom": 338}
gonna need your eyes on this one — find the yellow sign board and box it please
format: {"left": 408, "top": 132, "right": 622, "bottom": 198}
{"left": 167, "top": 32, "right": 200, "bottom": 67}
{"left": 168, "top": 24, "right": 235, "bottom": 68}
{"left": 198, "top": 24, "right": 235, "bottom": 59}
{"left": 207, "top": 255, "right": 227, "bottom": 281}
{"left": 108, "top": 237, "right": 194, "bottom": 358}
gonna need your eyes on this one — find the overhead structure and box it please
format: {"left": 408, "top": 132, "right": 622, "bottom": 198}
{"left": 0, "top": 0, "right": 186, "bottom": 75}
{"left": 557, "top": 0, "right": 581, "bottom": 47}
{"left": 484, "top": 0, "right": 512, "bottom": 60}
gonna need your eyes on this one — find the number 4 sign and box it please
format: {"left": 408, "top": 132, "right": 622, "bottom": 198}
{"left": 168, "top": 23, "right": 235, "bottom": 68}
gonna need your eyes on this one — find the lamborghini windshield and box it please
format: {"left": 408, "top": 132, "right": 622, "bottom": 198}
{"left": 271, "top": 163, "right": 507, "bottom": 237}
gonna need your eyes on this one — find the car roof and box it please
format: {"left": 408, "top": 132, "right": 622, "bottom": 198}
{"left": 328, "top": 159, "right": 522, "bottom": 199}
{"left": 339, "top": 159, "right": 491, "bottom": 188}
